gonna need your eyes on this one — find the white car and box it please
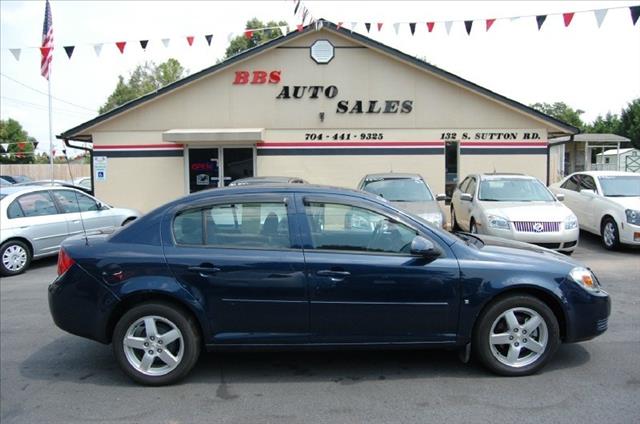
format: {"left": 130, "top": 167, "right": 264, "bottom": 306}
{"left": 450, "top": 173, "right": 579, "bottom": 254}
{"left": 550, "top": 171, "right": 640, "bottom": 250}
{"left": 0, "top": 185, "right": 142, "bottom": 275}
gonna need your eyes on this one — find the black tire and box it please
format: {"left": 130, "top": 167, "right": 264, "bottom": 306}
{"left": 112, "top": 302, "right": 201, "bottom": 386}
{"left": 0, "top": 239, "right": 32, "bottom": 276}
{"left": 470, "top": 219, "right": 478, "bottom": 234}
{"left": 559, "top": 250, "right": 573, "bottom": 256}
{"left": 450, "top": 207, "right": 460, "bottom": 231}
{"left": 601, "top": 217, "right": 620, "bottom": 251}
{"left": 473, "top": 295, "right": 560, "bottom": 376}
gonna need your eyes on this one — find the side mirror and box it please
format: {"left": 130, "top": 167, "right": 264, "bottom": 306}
{"left": 435, "top": 193, "right": 447, "bottom": 201}
{"left": 579, "top": 189, "right": 596, "bottom": 197}
{"left": 410, "top": 236, "right": 440, "bottom": 259}
{"left": 460, "top": 193, "right": 473, "bottom": 202}
{"left": 556, "top": 193, "right": 565, "bottom": 201}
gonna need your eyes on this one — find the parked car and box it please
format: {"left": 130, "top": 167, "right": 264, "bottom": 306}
{"left": 357, "top": 173, "right": 446, "bottom": 228}
{"left": 0, "top": 185, "right": 141, "bottom": 276}
{"left": 71, "top": 177, "right": 92, "bottom": 191}
{"left": 0, "top": 175, "right": 31, "bottom": 184}
{"left": 229, "top": 176, "right": 307, "bottom": 186}
{"left": 0, "top": 176, "right": 13, "bottom": 186}
{"left": 15, "top": 179, "right": 92, "bottom": 195}
{"left": 550, "top": 171, "right": 640, "bottom": 250}
{"left": 450, "top": 173, "right": 578, "bottom": 254}
{"left": 49, "top": 184, "right": 610, "bottom": 385}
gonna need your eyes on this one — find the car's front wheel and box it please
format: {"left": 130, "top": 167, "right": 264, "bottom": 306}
{"left": 601, "top": 217, "right": 620, "bottom": 250}
{"left": 473, "top": 295, "right": 560, "bottom": 376}
{"left": 112, "top": 302, "right": 201, "bottom": 386}
{"left": 0, "top": 240, "right": 31, "bottom": 276}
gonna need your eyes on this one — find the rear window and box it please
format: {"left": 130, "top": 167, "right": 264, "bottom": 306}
{"left": 362, "top": 178, "right": 434, "bottom": 202}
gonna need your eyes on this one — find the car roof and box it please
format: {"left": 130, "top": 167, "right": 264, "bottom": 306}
{"left": 234, "top": 176, "right": 302, "bottom": 182}
{"left": 574, "top": 171, "right": 639, "bottom": 177}
{"left": 478, "top": 173, "right": 533, "bottom": 180}
{"left": 0, "top": 184, "right": 83, "bottom": 198}
{"left": 363, "top": 173, "right": 423, "bottom": 179}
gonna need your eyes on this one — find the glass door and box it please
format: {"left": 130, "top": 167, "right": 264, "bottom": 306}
{"left": 188, "top": 148, "right": 220, "bottom": 193}
{"left": 222, "top": 148, "right": 254, "bottom": 186}
{"left": 444, "top": 141, "right": 459, "bottom": 203}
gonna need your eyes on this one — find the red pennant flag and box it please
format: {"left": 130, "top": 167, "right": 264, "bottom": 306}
{"left": 186, "top": 36, "right": 194, "bottom": 46}
{"left": 563, "top": 13, "right": 574, "bottom": 27}
{"left": 39, "top": 46, "right": 52, "bottom": 58}
{"left": 377, "top": 22, "right": 383, "bottom": 31}
{"left": 337, "top": 22, "right": 343, "bottom": 29}
{"left": 116, "top": 41, "right": 126, "bottom": 54}
{"left": 486, "top": 18, "right": 495, "bottom": 31}
{"left": 426, "top": 22, "right": 435, "bottom": 32}
{"left": 244, "top": 30, "right": 253, "bottom": 39}
{"left": 17, "top": 142, "right": 26, "bottom": 151}
{"left": 296, "top": 24, "right": 304, "bottom": 32}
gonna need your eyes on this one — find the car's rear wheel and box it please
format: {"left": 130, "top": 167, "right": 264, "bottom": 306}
{"left": 601, "top": 217, "right": 620, "bottom": 250}
{"left": 112, "top": 302, "right": 201, "bottom": 386}
{"left": 473, "top": 295, "right": 560, "bottom": 376}
{"left": 0, "top": 240, "right": 31, "bottom": 276}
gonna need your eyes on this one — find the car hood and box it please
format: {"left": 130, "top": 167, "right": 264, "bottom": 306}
{"left": 479, "top": 201, "right": 572, "bottom": 221}
{"left": 389, "top": 201, "right": 442, "bottom": 216}
{"left": 604, "top": 196, "right": 640, "bottom": 209}
{"left": 472, "top": 234, "right": 582, "bottom": 268}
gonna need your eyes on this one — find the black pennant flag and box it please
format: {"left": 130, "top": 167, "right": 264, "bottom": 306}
{"left": 631, "top": 6, "right": 640, "bottom": 25}
{"left": 464, "top": 20, "right": 473, "bottom": 35}
{"left": 409, "top": 22, "right": 416, "bottom": 35}
{"left": 64, "top": 46, "right": 75, "bottom": 59}
{"left": 364, "top": 23, "right": 371, "bottom": 32}
{"left": 536, "top": 15, "right": 547, "bottom": 30}
{"left": 205, "top": 34, "right": 213, "bottom": 46}
{"left": 294, "top": 0, "right": 300, "bottom": 15}
{"left": 139, "top": 40, "right": 149, "bottom": 50}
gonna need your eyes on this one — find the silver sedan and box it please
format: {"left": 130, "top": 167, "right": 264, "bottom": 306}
{"left": 0, "top": 185, "right": 141, "bottom": 276}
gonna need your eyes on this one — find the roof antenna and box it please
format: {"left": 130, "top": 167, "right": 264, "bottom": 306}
{"left": 62, "top": 142, "right": 89, "bottom": 246}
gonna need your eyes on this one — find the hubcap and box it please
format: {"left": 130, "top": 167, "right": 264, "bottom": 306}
{"left": 489, "top": 307, "right": 548, "bottom": 368}
{"left": 2, "top": 245, "right": 27, "bottom": 272}
{"left": 603, "top": 222, "right": 616, "bottom": 247}
{"left": 123, "top": 316, "right": 184, "bottom": 376}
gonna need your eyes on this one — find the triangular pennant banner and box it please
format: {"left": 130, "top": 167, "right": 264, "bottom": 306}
{"left": 186, "top": 36, "right": 195, "bottom": 46}
{"left": 9, "top": 48, "right": 21, "bottom": 61}
{"left": 17, "top": 142, "right": 26, "bottom": 151}
{"left": 226, "top": 33, "right": 234, "bottom": 43}
{"left": 93, "top": 43, "right": 103, "bottom": 56}
{"left": 296, "top": 24, "right": 304, "bottom": 32}
{"left": 115, "top": 41, "right": 126, "bottom": 54}
{"left": 377, "top": 22, "right": 383, "bottom": 31}
{"left": 280, "top": 25, "right": 288, "bottom": 35}
{"left": 294, "top": 0, "right": 300, "bottom": 15}
{"left": 536, "top": 15, "right": 547, "bottom": 30}
{"left": 162, "top": 38, "right": 170, "bottom": 47}
{"left": 64, "top": 46, "right": 75, "bottom": 58}
{"left": 409, "top": 22, "right": 416, "bottom": 35}
{"left": 510, "top": 17, "right": 520, "bottom": 23}
{"left": 350, "top": 22, "right": 357, "bottom": 31}
{"left": 302, "top": 8, "right": 308, "bottom": 23}
{"left": 139, "top": 40, "right": 148, "bottom": 50}
{"left": 631, "top": 6, "right": 640, "bottom": 25}
{"left": 427, "top": 22, "right": 435, "bottom": 32}
{"left": 445, "top": 21, "right": 453, "bottom": 35}
{"left": 563, "top": 13, "right": 574, "bottom": 27}
{"left": 393, "top": 22, "right": 400, "bottom": 35}
{"left": 464, "top": 20, "right": 473, "bottom": 35}
{"left": 205, "top": 34, "right": 213, "bottom": 45}
{"left": 244, "top": 30, "right": 253, "bottom": 39}
{"left": 337, "top": 22, "right": 343, "bottom": 30}
{"left": 1, "top": 143, "right": 8, "bottom": 152}
{"left": 365, "top": 22, "right": 371, "bottom": 32}
{"left": 486, "top": 18, "right": 495, "bottom": 31}
{"left": 594, "top": 9, "right": 607, "bottom": 28}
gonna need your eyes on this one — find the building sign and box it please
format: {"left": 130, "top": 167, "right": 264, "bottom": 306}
{"left": 94, "top": 156, "right": 107, "bottom": 181}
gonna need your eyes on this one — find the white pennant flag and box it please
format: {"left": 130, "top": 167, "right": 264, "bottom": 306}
{"left": 280, "top": 25, "right": 288, "bottom": 35}
{"left": 445, "top": 21, "right": 453, "bottom": 35}
{"left": 9, "top": 48, "right": 21, "bottom": 61}
{"left": 227, "top": 32, "right": 235, "bottom": 43}
{"left": 594, "top": 9, "right": 608, "bottom": 28}
{"left": 510, "top": 16, "right": 520, "bottom": 23}
{"left": 1, "top": 143, "right": 9, "bottom": 152}
{"left": 350, "top": 22, "right": 358, "bottom": 31}
{"left": 393, "top": 22, "right": 400, "bottom": 35}
{"left": 162, "top": 38, "right": 170, "bottom": 48}
{"left": 93, "top": 43, "right": 103, "bottom": 57}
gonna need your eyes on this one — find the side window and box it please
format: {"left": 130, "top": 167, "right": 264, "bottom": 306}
{"left": 466, "top": 178, "right": 477, "bottom": 196}
{"left": 52, "top": 190, "right": 99, "bottom": 213}
{"left": 561, "top": 175, "right": 580, "bottom": 191}
{"left": 304, "top": 202, "right": 418, "bottom": 254}
{"left": 458, "top": 177, "right": 470, "bottom": 192}
{"left": 15, "top": 192, "right": 58, "bottom": 217}
{"left": 7, "top": 201, "right": 25, "bottom": 219}
{"left": 579, "top": 175, "right": 597, "bottom": 191}
{"left": 173, "top": 202, "right": 291, "bottom": 249}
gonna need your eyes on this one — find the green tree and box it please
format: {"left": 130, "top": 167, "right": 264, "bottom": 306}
{"left": 99, "top": 58, "right": 186, "bottom": 114}
{"left": 619, "top": 98, "right": 640, "bottom": 149}
{"left": 224, "top": 18, "right": 288, "bottom": 59}
{"left": 0, "top": 118, "right": 37, "bottom": 164}
{"left": 585, "top": 112, "right": 622, "bottom": 135}
{"left": 530, "top": 102, "right": 586, "bottom": 130}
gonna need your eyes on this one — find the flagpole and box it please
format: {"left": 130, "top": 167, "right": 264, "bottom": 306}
{"left": 48, "top": 69, "right": 54, "bottom": 183}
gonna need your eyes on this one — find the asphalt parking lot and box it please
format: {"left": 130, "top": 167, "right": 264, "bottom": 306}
{"left": 1, "top": 231, "right": 638, "bottom": 424}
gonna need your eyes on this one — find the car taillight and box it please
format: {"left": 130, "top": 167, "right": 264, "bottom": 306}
{"left": 57, "top": 248, "right": 75, "bottom": 276}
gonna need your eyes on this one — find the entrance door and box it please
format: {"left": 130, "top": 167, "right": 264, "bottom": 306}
{"left": 189, "top": 148, "right": 220, "bottom": 193}
{"left": 222, "top": 148, "right": 254, "bottom": 187}
{"left": 444, "top": 141, "right": 459, "bottom": 202}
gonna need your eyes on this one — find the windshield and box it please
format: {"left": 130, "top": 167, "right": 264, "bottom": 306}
{"left": 598, "top": 175, "right": 640, "bottom": 197}
{"left": 362, "top": 178, "right": 434, "bottom": 202}
{"left": 478, "top": 178, "right": 555, "bottom": 202}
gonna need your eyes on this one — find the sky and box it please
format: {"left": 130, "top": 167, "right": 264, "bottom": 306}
{"left": 1, "top": 0, "right": 639, "bottom": 157}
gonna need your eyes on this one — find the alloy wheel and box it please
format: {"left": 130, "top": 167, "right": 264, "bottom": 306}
{"left": 603, "top": 222, "right": 616, "bottom": 248}
{"left": 123, "top": 315, "right": 184, "bottom": 376}
{"left": 2, "top": 244, "right": 28, "bottom": 272}
{"left": 489, "top": 307, "right": 548, "bottom": 368}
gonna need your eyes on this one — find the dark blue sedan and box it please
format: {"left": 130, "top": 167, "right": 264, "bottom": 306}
{"left": 48, "top": 185, "right": 610, "bottom": 385}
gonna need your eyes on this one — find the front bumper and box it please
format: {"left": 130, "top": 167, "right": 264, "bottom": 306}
{"left": 480, "top": 224, "right": 579, "bottom": 252}
{"left": 620, "top": 221, "right": 640, "bottom": 246}
{"left": 562, "top": 281, "right": 611, "bottom": 343}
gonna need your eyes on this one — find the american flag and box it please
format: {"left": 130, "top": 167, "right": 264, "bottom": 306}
{"left": 40, "top": 0, "right": 53, "bottom": 79}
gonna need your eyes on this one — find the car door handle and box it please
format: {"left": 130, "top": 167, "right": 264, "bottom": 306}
{"left": 316, "top": 270, "right": 351, "bottom": 281}
{"left": 188, "top": 264, "right": 221, "bottom": 276}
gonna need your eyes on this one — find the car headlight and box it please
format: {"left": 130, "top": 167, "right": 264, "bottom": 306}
{"left": 569, "top": 267, "right": 600, "bottom": 293}
{"left": 626, "top": 209, "right": 640, "bottom": 225}
{"left": 420, "top": 213, "right": 443, "bottom": 228}
{"left": 564, "top": 214, "right": 578, "bottom": 230}
{"left": 487, "top": 215, "right": 510, "bottom": 230}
